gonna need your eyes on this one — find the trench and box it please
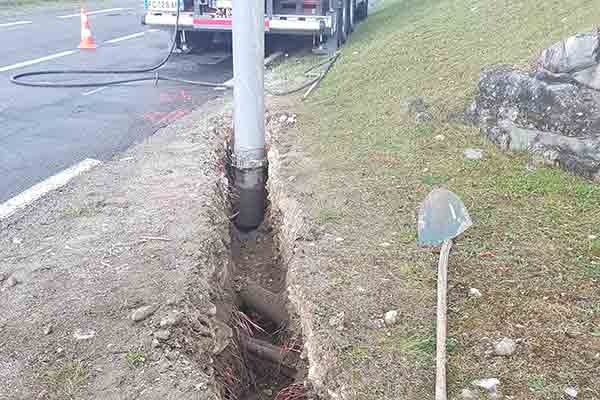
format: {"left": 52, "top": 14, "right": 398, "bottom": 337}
{"left": 213, "top": 173, "right": 311, "bottom": 400}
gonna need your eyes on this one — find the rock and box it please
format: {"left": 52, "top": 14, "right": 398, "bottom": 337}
{"left": 328, "top": 312, "right": 346, "bottom": 331}
{"left": 12, "top": 237, "right": 22, "bottom": 245}
{"left": 160, "top": 310, "right": 183, "bottom": 327}
{"left": 464, "top": 148, "right": 484, "bottom": 160}
{"left": 564, "top": 386, "right": 578, "bottom": 398}
{"left": 212, "top": 320, "right": 232, "bottom": 355}
{"left": 366, "top": 319, "right": 385, "bottom": 329}
{"left": 73, "top": 329, "right": 96, "bottom": 340}
{"left": 461, "top": 388, "right": 477, "bottom": 400}
{"left": 207, "top": 303, "right": 217, "bottom": 317}
{"left": 566, "top": 328, "right": 582, "bottom": 338}
{"left": 335, "top": 237, "right": 344, "bottom": 242}
{"left": 263, "top": 388, "right": 273, "bottom": 396}
{"left": 6, "top": 275, "right": 19, "bottom": 288}
{"left": 165, "top": 350, "right": 180, "bottom": 361}
{"left": 384, "top": 310, "right": 399, "bottom": 327}
{"left": 400, "top": 96, "right": 427, "bottom": 115}
{"left": 56, "top": 347, "right": 64, "bottom": 354}
{"left": 379, "top": 242, "right": 391, "bottom": 247}
{"left": 151, "top": 338, "right": 161, "bottom": 348}
{"left": 472, "top": 378, "right": 500, "bottom": 393}
{"left": 131, "top": 305, "right": 158, "bottom": 322}
{"left": 538, "top": 32, "right": 600, "bottom": 90}
{"left": 154, "top": 330, "right": 171, "bottom": 340}
{"left": 494, "top": 337, "right": 516, "bottom": 356}
{"left": 434, "top": 134, "right": 445, "bottom": 141}
{"left": 43, "top": 325, "right": 53, "bottom": 335}
{"left": 471, "top": 64, "right": 600, "bottom": 179}
{"left": 278, "top": 115, "right": 288, "bottom": 123}
{"left": 159, "top": 358, "right": 172, "bottom": 372}
{"left": 416, "top": 111, "right": 433, "bottom": 122}
{"left": 468, "top": 288, "right": 482, "bottom": 298}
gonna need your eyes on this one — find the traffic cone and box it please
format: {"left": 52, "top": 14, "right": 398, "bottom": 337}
{"left": 78, "top": 8, "right": 96, "bottom": 49}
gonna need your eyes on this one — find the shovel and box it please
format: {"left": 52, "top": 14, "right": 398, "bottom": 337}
{"left": 417, "top": 188, "right": 472, "bottom": 400}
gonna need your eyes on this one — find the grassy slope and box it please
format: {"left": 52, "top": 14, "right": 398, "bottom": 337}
{"left": 299, "top": 0, "right": 600, "bottom": 398}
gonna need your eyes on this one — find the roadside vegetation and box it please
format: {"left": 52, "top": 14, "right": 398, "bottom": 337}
{"left": 292, "top": 0, "right": 600, "bottom": 397}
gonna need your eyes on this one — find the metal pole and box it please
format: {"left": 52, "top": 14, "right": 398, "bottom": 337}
{"left": 232, "top": 0, "right": 267, "bottom": 230}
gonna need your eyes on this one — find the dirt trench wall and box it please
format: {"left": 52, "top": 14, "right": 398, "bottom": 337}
{"left": 265, "top": 112, "right": 347, "bottom": 400}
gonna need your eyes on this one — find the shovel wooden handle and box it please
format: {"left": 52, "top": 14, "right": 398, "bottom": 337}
{"left": 435, "top": 239, "right": 452, "bottom": 400}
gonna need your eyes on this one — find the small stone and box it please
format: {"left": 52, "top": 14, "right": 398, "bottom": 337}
{"left": 461, "top": 388, "right": 477, "bottom": 400}
{"left": 159, "top": 358, "right": 172, "bottom": 372}
{"left": 6, "top": 275, "right": 19, "bottom": 288}
{"left": 352, "top": 51, "right": 359, "bottom": 55}
{"left": 416, "top": 111, "right": 433, "bottom": 122}
{"left": 384, "top": 310, "right": 399, "bottom": 327}
{"left": 564, "top": 386, "right": 578, "bottom": 398}
{"left": 12, "top": 237, "right": 22, "bottom": 245}
{"left": 43, "top": 325, "right": 53, "bottom": 335}
{"left": 154, "top": 330, "right": 171, "bottom": 341}
{"left": 165, "top": 350, "right": 180, "bottom": 361}
{"left": 131, "top": 305, "right": 158, "bottom": 322}
{"left": 335, "top": 237, "right": 344, "bottom": 242}
{"left": 566, "top": 328, "right": 582, "bottom": 338}
{"left": 464, "top": 148, "right": 484, "bottom": 160}
{"left": 472, "top": 378, "right": 500, "bottom": 393}
{"left": 380, "top": 242, "right": 391, "bottom": 247}
{"left": 56, "top": 347, "right": 64, "bottom": 354}
{"left": 263, "top": 388, "right": 273, "bottom": 396}
{"left": 494, "top": 337, "right": 516, "bottom": 356}
{"left": 328, "top": 312, "right": 346, "bottom": 331}
{"left": 468, "top": 288, "right": 482, "bottom": 298}
{"left": 207, "top": 304, "right": 217, "bottom": 317}
{"left": 73, "top": 329, "right": 96, "bottom": 340}
{"left": 152, "top": 338, "right": 161, "bottom": 348}
{"left": 366, "top": 319, "right": 385, "bottom": 329}
{"left": 160, "top": 310, "right": 183, "bottom": 327}
{"left": 434, "top": 134, "right": 445, "bottom": 141}
{"left": 278, "top": 115, "right": 287, "bottom": 123}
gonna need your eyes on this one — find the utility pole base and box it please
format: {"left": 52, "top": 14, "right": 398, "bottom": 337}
{"left": 233, "top": 166, "right": 267, "bottom": 231}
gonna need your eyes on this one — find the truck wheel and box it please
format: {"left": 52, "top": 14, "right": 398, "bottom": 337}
{"left": 337, "top": 0, "right": 348, "bottom": 46}
{"left": 349, "top": 0, "right": 356, "bottom": 31}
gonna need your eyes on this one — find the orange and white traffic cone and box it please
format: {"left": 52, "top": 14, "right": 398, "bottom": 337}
{"left": 78, "top": 8, "right": 96, "bottom": 50}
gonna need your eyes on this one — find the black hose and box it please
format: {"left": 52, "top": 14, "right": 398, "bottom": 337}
{"left": 10, "top": 0, "right": 223, "bottom": 88}
{"left": 268, "top": 53, "right": 339, "bottom": 97}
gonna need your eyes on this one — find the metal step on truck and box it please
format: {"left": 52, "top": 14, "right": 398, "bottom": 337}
{"left": 141, "top": 0, "right": 368, "bottom": 52}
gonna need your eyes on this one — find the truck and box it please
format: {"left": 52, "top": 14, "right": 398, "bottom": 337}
{"left": 141, "top": 0, "right": 369, "bottom": 52}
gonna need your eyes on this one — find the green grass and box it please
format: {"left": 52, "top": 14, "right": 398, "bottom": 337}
{"left": 46, "top": 360, "right": 89, "bottom": 399}
{"left": 527, "top": 375, "right": 547, "bottom": 392}
{"left": 292, "top": 0, "right": 600, "bottom": 397}
{"left": 126, "top": 351, "right": 146, "bottom": 369}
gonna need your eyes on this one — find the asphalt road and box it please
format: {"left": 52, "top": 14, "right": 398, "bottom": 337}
{"left": 0, "top": 0, "right": 233, "bottom": 203}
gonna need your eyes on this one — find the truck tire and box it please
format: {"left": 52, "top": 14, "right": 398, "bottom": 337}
{"left": 349, "top": 0, "right": 356, "bottom": 32}
{"left": 337, "top": 0, "right": 348, "bottom": 46}
{"left": 357, "top": 0, "right": 368, "bottom": 20}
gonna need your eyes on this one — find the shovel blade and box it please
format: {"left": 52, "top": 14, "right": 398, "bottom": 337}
{"left": 417, "top": 188, "right": 472, "bottom": 246}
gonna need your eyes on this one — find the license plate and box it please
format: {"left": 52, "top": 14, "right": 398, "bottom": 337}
{"left": 147, "top": 0, "right": 183, "bottom": 11}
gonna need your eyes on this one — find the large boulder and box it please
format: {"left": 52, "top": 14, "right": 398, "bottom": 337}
{"left": 537, "top": 31, "right": 600, "bottom": 90}
{"left": 471, "top": 65, "right": 600, "bottom": 180}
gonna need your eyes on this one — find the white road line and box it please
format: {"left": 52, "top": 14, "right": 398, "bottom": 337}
{"left": 0, "top": 50, "right": 76, "bottom": 73}
{"left": 0, "top": 159, "right": 102, "bottom": 220}
{"left": 57, "top": 7, "right": 132, "bottom": 19}
{"left": 82, "top": 86, "right": 109, "bottom": 96}
{"left": 104, "top": 32, "right": 146, "bottom": 44}
{"left": 0, "top": 20, "right": 32, "bottom": 27}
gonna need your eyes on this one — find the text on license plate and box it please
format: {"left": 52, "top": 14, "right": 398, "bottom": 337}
{"left": 148, "top": 0, "right": 183, "bottom": 10}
